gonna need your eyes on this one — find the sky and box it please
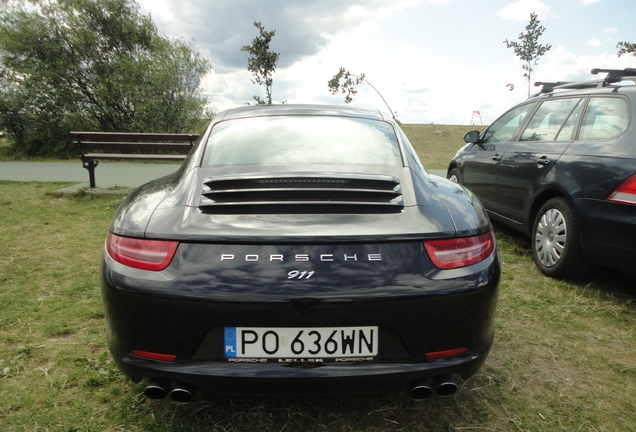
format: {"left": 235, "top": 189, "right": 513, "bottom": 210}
{"left": 136, "top": 0, "right": 636, "bottom": 125}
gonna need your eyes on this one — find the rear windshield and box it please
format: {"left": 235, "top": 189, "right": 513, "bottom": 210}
{"left": 202, "top": 115, "right": 403, "bottom": 168}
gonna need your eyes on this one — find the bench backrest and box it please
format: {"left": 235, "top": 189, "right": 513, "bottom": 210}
{"left": 71, "top": 131, "right": 199, "bottom": 154}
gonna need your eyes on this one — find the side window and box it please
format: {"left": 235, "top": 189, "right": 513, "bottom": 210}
{"left": 521, "top": 98, "right": 583, "bottom": 142}
{"left": 483, "top": 103, "right": 536, "bottom": 144}
{"left": 556, "top": 99, "right": 584, "bottom": 141}
{"left": 579, "top": 97, "right": 629, "bottom": 141}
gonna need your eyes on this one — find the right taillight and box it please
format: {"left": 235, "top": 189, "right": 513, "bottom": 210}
{"left": 608, "top": 174, "right": 636, "bottom": 205}
{"left": 106, "top": 232, "right": 179, "bottom": 271}
{"left": 423, "top": 231, "right": 496, "bottom": 270}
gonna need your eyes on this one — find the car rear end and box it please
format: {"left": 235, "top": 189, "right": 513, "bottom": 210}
{"left": 557, "top": 87, "right": 636, "bottom": 276}
{"left": 101, "top": 106, "right": 500, "bottom": 400}
{"left": 564, "top": 146, "right": 636, "bottom": 276}
{"left": 102, "top": 231, "right": 499, "bottom": 397}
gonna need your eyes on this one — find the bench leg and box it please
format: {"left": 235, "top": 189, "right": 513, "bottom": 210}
{"left": 81, "top": 160, "right": 98, "bottom": 188}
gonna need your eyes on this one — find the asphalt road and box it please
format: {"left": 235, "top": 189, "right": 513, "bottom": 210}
{"left": 0, "top": 161, "right": 446, "bottom": 192}
{"left": 0, "top": 161, "right": 182, "bottom": 190}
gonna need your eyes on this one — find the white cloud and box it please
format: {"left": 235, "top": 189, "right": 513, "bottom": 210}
{"left": 133, "top": 0, "right": 636, "bottom": 124}
{"left": 581, "top": 0, "right": 603, "bottom": 5}
{"left": 137, "top": 0, "right": 439, "bottom": 70}
{"left": 539, "top": 45, "right": 633, "bottom": 83}
{"left": 497, "top": 0, "right": 550, "bottom": 21}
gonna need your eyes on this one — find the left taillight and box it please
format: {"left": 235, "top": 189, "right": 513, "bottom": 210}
{"left": 106, "top": 232, "right": 179, "bottom": 271}
{"left": 607, "top": 174, "right": 636, "bottom": 205}
{"left": 423, "top": 231, "right": 496, "bottom": 270}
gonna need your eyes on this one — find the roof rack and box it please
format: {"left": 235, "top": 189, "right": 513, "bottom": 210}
{"left": 532, "top": 81, "right": 601, "bottom": 96}
{"left": 531, "top": 68, "right": 636, "bottom": 97}
{"left": 591, "top": 68, "right": 636, "bottom": 84}
{"left": 534, "top": 81, "right": 573, "bottom": 93}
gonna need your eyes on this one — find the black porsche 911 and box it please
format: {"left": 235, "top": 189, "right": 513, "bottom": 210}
{"left": 101, "top": 104, "right": 500, "bottom": 402}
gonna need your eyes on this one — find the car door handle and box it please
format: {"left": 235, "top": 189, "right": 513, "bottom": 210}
{"left": 536, "top": 156, "right": 551, "bottom": 167}
{"left": 492, "top": 154, "right": 501, "bottom": 162}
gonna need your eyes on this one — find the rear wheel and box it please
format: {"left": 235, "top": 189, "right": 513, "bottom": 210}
{"left": 531, "top": 197, "right": 588, "bottom": 278}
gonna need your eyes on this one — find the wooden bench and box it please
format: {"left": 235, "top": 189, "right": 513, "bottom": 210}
{"left": 71, "top": 131, "right": 198, "bottom": 188}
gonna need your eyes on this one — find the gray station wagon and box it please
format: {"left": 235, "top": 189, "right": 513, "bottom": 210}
{"left": 448, "top": 68, "right": 636, "bottom": 278}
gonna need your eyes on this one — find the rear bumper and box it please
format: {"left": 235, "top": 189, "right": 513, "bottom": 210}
{"left": 115, "top": 350, "right": 490, "bottom": 397}
{"left": 101, "top": 248, "right": 500, "bottom": 397}
{"left": 576, "top": 198, "right": 636, "bottom": 275}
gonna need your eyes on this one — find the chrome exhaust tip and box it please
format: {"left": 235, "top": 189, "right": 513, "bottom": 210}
{"left": 433, "top": 374, "right": 458, "bottom": 397}
{"left": 169, "top": 381, "right": 196, "bottom": 403}
{"left": 144, "top": 379, "right": 169, "bottom": 400}
{"left": 407, "top": 378, "right": 434, "bottom": 400}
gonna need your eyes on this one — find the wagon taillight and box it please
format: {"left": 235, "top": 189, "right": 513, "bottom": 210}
{"left": 608, "top": 174, "right": 636, "bottom": 205}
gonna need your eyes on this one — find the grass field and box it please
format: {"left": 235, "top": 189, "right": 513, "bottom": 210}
{"left": 400, "top": 123, "right": 480, "bottom": 170}
{"left": 1, "top": 125, "right": 635, "bottom": 431}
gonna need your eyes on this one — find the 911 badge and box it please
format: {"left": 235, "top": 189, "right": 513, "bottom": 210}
{"left": 287, "top": 270, "right": 314, "bottom": 279}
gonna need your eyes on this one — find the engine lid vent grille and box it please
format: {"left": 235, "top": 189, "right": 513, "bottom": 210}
{"left": 200, "top": 174, "right": 404, "bottom": 214}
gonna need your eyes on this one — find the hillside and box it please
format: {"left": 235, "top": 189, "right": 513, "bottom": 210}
{"left": 401, "top": 123, "right": 485, "bottom": 170}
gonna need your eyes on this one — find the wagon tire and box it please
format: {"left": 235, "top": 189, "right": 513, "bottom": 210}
{"left": 448, "top": 168, "right": 462, "bottom": 184}
{"left": 531, "top": 197, "right": 589, "bottom": 278}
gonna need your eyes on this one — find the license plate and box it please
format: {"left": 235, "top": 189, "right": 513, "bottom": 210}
{"left": 224, "top": 326, "right": 378, "bottom": 360}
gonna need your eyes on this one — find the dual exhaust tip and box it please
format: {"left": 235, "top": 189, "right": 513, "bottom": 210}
{"left": 144, "top": 374, "right": 457, "bottom": 402}
{"left": 144, "top": 379, "right": 196, "bottom": 403}
{"left": 407, "top": 375, "right": 458, "bottom": 400}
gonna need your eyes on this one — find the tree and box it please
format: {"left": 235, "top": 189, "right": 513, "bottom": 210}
{"left": 0, "top": 0, "right": 212, "bottom": 157}
{"left": 504, "top": 12, "right": 552, "bottom": 97}
{"left": 328, "top": 67, "right": 399, "bottom": 122}
{"left": 328, "top": 68, "right": 366, "bottom": 104}
{"left": 241, "top": 22, "right": 280, "bottom": 105}
{"left": 617, "top": 41, "right": 636, "bottom": 57}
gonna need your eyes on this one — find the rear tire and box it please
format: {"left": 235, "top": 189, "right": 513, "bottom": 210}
{"left": 531, "top": 197, "right": 588, "bottom": 278}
